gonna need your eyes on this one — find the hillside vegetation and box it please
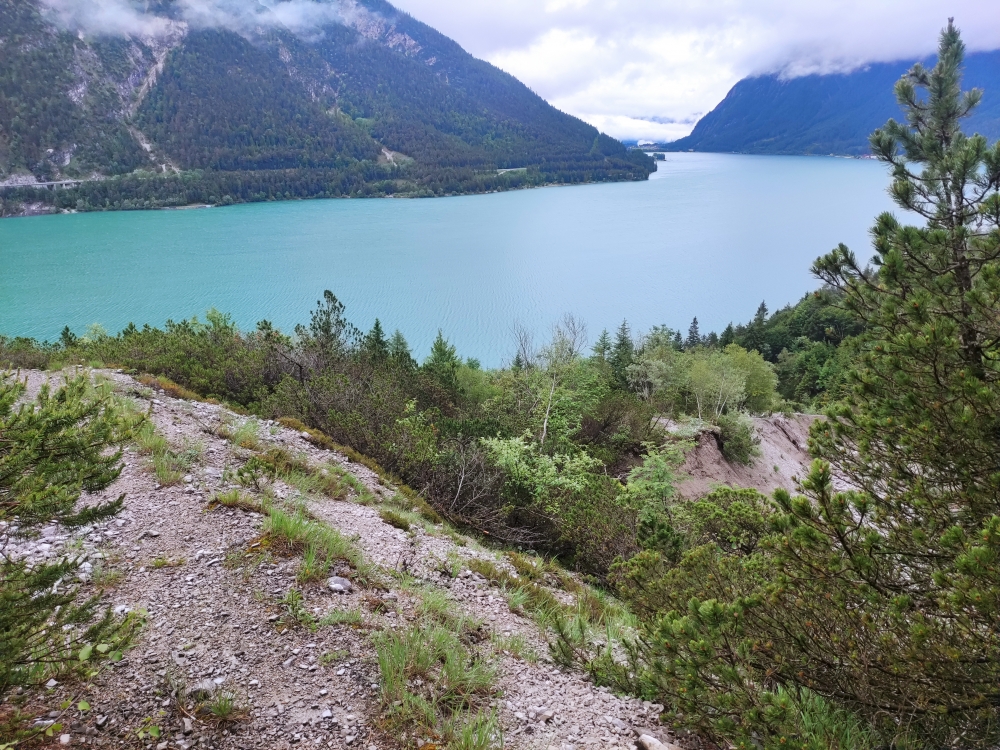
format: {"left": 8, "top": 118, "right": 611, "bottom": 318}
{"left": 0, "top": 0, "right": 652, "bottom": 215}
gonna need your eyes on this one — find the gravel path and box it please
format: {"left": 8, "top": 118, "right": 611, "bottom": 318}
{"left": 5, "top": 370, "right": 677, "bottom": 750}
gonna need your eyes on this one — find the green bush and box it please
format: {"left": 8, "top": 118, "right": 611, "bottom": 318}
{"left": 716, "top": 412, "right": 760, "bottom": 466}
{"left": 0, "top": 375, "right": 140, "bottom": 698}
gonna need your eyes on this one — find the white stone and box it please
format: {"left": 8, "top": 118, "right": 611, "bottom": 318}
{"left": 637, "top": 735, "right": 682, "bottom": 750}
{"left": 327, "top": 576, "right": 353, "bottom": 594}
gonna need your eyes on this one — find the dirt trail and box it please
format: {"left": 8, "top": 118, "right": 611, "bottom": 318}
{"left": 7, "top": 370, "right": 675, "bottom": 750}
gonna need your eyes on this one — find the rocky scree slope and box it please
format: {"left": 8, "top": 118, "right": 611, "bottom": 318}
{"left": 4, "top": 369, "right": 678, "bottom": 750}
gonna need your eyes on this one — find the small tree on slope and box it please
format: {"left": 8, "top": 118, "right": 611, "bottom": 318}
{"left": 796, "top": 18, "right": 1000, "bottom": 731}
{"left": 0, "top": 374, "right": 138, "bottom": 698}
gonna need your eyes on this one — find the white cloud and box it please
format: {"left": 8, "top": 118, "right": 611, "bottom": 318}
{"left": 38, "top": 0, "right": 369, "bottom": 40}
{"left": 390, "top": 0, "right": 1000, "bottom": 141}
{"left": 40, "top": 0, "right": 175, "bottom": 37}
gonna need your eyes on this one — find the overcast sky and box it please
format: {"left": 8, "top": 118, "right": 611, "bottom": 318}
{"left": 390, "top": 0, "right": 1000, "bottom": 142}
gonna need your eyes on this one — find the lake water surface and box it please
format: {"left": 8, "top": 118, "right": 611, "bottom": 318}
{"left": 0, "top": 153, "right": 895, "bottom": 364}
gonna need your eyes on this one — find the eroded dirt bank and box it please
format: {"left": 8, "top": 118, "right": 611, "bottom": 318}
{"left": 676, "top": 414, "right": 819, "bottom": 499}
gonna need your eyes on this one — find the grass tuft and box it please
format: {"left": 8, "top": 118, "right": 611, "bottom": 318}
{"left": 491, "top": 633, "right": 538, "bottom": 664}
{"left": 319, "top": 608, "right": 363, "bottom": 627}
{"left": 375, "top": 620, "right": 497, "bottom": 746}
{"left": 136, "top": 422, "right": 200, "bottom": 486}
{"left": 200, "top": 690, "right": 247, "bottom": 725}
{"left": 218, "top": 417, "right": 262, "bottom": 450}
{"left": 210, "top": 489, "right": 264, "bottom": 513}
{"left": 379, "top": 508, "right": 412, "bottom": 531}
{"left": 278, "top": 588, "right": 317, "bottom": 631}
{"left": 506, "top": 551, "right": 545, "bottom": 582}
{"left": 264, "top": 507, "right": 357, "bottom": 563}
{"left": 296, "top": 543, "right": 330, "bottom": 584}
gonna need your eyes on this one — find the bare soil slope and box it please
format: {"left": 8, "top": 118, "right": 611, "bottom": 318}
{"left": 677, "top": 415, "right": 819, "bottom": 500}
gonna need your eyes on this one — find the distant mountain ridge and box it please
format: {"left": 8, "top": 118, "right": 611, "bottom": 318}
{"left": 666, "top": 50, "right": 1000, "bottom": 155}
{"left": 0, "top": 0, "right": 652, "bottom": 214}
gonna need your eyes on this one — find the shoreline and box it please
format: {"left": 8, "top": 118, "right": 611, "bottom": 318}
{"left": 0, "top": 175, "right": 645, "bottom": 221}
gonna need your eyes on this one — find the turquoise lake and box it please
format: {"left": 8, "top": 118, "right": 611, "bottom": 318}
{"left": 0, "top": 153, "right": 895, "bottom": 365}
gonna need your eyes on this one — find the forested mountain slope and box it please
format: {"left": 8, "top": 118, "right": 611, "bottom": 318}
{"left": 666, "top": 50, "right": 1000, "bottom": 155}
{"left": 0, "top": 0, "right": 651, "bottom": 214}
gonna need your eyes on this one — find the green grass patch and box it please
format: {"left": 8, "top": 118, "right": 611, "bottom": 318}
{"left": 466, "top": 556, "right": 629, "bottom": 637}
{"left": 199, "top": 690, "right": 247, "bottom": 726}
{"left": 135, "top": 422, "right": 200, "bottom": 486}
{"left": 319, "top": 648, "right": 351, "bottom": 665}
{"left": 371, "top": 582, "right": 498, "bottom": 748}
{"left": 324, "top": 462, "right": 376, "bottom": 504}
{"left": 261, "top": 505, "right": 377, "bottom": 587}
{"left": 218, "top": 416, "right": 262, "bottom": 450}
{"left": 379, "top": 508, "right": 412, "bottom": 531}
{"left": 319, "top": 608, "right": 364, "bottom": 627}
{"left": 137, "top": 373, "right": 215, "bottom": 403}
{"left": 278, "top": 588, "right": 318, "bottom": 631}
{"left": 506, "top": 551, "right": 545, "bottom": 582}
{"left": 491, "top": 633, "right": 538, "bottom": 664}
{"left": 210, "top": 489, "right": 265, "bottom": 512}
{"left": 383, "top": 492, "right": 442, "bottom": 527}
{"left": 273, "top": 418, "right": 443, "bottom": 518}
{"left": 466, "top": 558, "right": 560, "bottom": 624}
{"left": 296, "top": 543, "right": 331, "bottom": 584}
{"left": 90, "top": 562, "right": 124, "bottom": 589}
{"left": 390, "top": 485, "right": 442, "bottom": 524}
{"left": 375, "top": 620, "right": 498, "bottom": 748}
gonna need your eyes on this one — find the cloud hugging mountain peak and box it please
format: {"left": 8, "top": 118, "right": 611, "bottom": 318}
{"left": 0, "top": 0, "right": 653, "bottom": 210}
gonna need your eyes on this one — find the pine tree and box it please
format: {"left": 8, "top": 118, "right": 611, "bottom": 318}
{"left": 388, "top": 329, "right": 415, "bottom": 369}
{"left": 738, "top": 301, "right": 770, "bottom": 356}
{"left": 1, "top": 375, "right": 139, "bottom": 696}
{"left": 719, "top": 323, "right": 735, "bottom": 347}
{"left": 362, "top": 319, "right": 389, "bottom": 360}
{"left": 609, "top": 320, "right": 634, "bottom": 387}
{"left": 296, "top": 290, "right": 360, "bottom": 363}
{"left": 423, "top": 330, "right": 461, "bottom": 396}
{"left": 753, "top": 301, "right": 768, "bottom": 326}
{"left": 685, "top": 317, "right": 701, "bottom": 349}
{"left": 789, "top": 26, "right": 1000, "bottom": 736}
{"left": 59, "top": 326, "right": 77, "bottom": 348}
{"left": 592, "top": 329, "right": 612, "bottom": 361}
